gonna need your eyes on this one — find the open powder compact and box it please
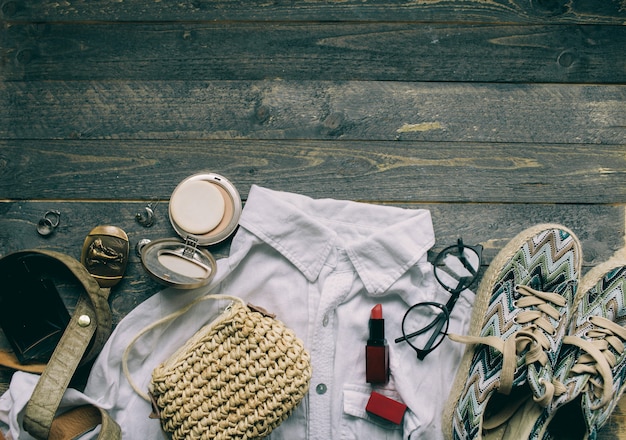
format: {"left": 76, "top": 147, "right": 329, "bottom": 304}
{"left": 139, "top": 172, "right": 242, "bottom": 289}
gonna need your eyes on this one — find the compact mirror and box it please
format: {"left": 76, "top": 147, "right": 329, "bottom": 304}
{"left": 139, "top": 173, "right": 242, "bottom": 289}
{"left": 140, "top": 238, "right": 217, "bottom": 289}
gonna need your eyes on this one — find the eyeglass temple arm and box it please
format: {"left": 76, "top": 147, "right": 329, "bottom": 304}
{"left": 456, "top": 239, "right": 480, "bottom": 278}
{"left": 442, "top": 275, "right": 473, "bottom": 311}
{"left": 421, "top": 316, "right": 447, "bottom": 353}
{"left": 394, "top": 308, "right": 449, "bottom": 343}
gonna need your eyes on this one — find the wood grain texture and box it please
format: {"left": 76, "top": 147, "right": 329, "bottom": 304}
{"left": 0, "top": 140, "right": 624, "bottom": 204}
{"left": 1, "top": 81, "right": 625, "bottom": 144}
{"left": 3, "top": 22, "right": 625, "bottom": 83}
{"left": 2, "top": 0, "right": 625, "bottom": 24}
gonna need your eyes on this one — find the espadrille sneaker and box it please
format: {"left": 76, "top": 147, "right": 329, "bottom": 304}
{"left": 524, "top": 255, "right": 626, "bottom": 440}
{"left": 442, "top": 224, "right": 582, "bottom": 440}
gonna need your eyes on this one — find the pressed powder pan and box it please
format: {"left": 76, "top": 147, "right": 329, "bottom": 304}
{"left": 169, "top": 174, "right": 240, "bottom": 245}
{"left": 139, "top": 173, "right": 242, "bottom": 289}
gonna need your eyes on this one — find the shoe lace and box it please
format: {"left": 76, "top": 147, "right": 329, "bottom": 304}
{"left": 556, "top": 316, "right": 626, "bottom": 409}
{"left": 450, "top": 284, "right": 566, "bottom": 405}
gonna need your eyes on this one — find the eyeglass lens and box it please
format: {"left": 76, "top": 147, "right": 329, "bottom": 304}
{"left": 433, "top": 241, "right": 481, "bottom": 294}
{"left": 397, "top": 302, "right": 450, "bottom": 359}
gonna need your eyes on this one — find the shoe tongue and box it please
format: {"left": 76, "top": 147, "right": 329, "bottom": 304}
{"left": 487, "top": 396, "right": 545, "bottom": 439}
{"left": 481, "top": 390, "right": 532, "bottom": 431}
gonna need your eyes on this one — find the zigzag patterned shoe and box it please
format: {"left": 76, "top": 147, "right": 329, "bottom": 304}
{"left": 525, "top": 254, "right": 626, "bottom": 440}
{"left": 442, "top": 224, "right": 582, "bottom": 440}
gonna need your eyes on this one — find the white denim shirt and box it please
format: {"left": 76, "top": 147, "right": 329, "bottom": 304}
{"left": 0, "top": 185, "right": 474, "bottom": 440}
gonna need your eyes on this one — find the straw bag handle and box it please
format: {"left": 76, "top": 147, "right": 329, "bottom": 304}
{"left": 123, "top": 294, "right": 245, "bottom": 402}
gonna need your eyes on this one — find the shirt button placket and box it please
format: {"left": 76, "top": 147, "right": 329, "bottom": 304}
{"left": 308, "top": 270, "right": 353, "bottom": 440}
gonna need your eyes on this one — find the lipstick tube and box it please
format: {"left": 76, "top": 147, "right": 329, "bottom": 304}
{"left": 366, "top": 303, "right": 389, "bottom": 384}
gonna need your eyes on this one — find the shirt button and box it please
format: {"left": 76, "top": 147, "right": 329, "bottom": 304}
{"left": 322, "top": 314, "right": 330, "bottom": 327}
{"left": 316, "top": 383, "right": 327, "bottom": 395}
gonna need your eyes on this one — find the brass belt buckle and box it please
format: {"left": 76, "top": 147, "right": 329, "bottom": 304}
{"left": 81, "top": 226, "right": 129, "bottom": 288}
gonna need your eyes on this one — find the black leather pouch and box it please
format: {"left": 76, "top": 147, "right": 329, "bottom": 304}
{"left": 0, "top": 254, "right": 71, "bottom": 364}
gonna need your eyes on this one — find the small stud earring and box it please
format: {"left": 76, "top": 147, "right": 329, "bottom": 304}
{"left": 135, "top": 206, "right": 155, "bottom": 227}
{"left": 136, "top": 199, "right": 158, "bottom": 227}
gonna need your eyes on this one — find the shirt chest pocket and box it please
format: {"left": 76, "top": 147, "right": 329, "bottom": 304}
{"left": 341, "top": 385, "right": 405, "bottom": 440}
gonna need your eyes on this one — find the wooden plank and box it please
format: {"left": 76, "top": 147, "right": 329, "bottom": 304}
{"left": 2, "top": 23, "right": 625, "bottom": 83}
{"left": 0, "top": 140, "right": 624, "bottom": 203}
{"left": 605, "top": 399, "right": 626, "bottom": 440}
{"left": 1, "top": 81, "right": 625, "bottom": 144}
{"left": 2, "top": 0, "right": 625, "bottom": 24}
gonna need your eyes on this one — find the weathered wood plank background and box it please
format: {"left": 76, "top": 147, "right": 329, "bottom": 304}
{"left": 1, "top": 0, "right": 625, "bottom": 437}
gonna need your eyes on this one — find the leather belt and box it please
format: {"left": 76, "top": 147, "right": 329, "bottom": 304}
{"left": 0, "top": 250, "right": 121, "bottom": 440}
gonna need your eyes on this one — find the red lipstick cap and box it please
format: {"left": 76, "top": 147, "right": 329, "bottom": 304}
{"left": 366, "top": 392, "right": 407, "bottom": 425}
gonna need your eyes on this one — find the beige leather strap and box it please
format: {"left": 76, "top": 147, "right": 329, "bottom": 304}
{"left": 49, "top": 405, "right": 121, "bottom": 440}
{"left": 0, "top": 250, "right": 120, "bottom": 440}
{"left": 0, "top": 405, "right": 122, "bottom": 440}
{"left": 24, "top": 294, "right": 99, "bottom": 438}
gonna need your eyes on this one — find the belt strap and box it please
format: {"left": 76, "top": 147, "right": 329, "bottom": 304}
{"left": 0, "top": 250, "right": 121, "bottom": 440}
{"left": 49, "top": 406, "right": 121, "bottom": 440}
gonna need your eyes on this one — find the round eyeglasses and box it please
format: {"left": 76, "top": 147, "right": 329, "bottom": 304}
{"left": 395, "top": 238, "right": 483, "bottom": 360}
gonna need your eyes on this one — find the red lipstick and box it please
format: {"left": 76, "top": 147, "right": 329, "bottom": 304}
{"left": 366, "top": 303, "right": 389, "bottom": 384}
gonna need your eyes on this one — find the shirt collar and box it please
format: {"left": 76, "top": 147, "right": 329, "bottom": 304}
{"left": 239, "top": 185, "right": 435, "bottom": 296}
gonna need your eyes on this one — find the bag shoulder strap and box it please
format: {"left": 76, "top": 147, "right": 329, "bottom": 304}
{"left": 0, "top": 250, "right": 120, "bottom": 440}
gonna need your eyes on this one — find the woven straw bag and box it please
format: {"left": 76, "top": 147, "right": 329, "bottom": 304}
{"left": 124, "top": 294, "right": 312, "bottom": 440}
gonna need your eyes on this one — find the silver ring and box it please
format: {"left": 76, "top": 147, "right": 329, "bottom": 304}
{"left": 37, "top": 210, "right": 61, "bottom": 236}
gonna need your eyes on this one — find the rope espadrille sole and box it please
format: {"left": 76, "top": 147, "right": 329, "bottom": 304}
{"left": 442, "top": 223, "right": 583, "bottom": 440}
